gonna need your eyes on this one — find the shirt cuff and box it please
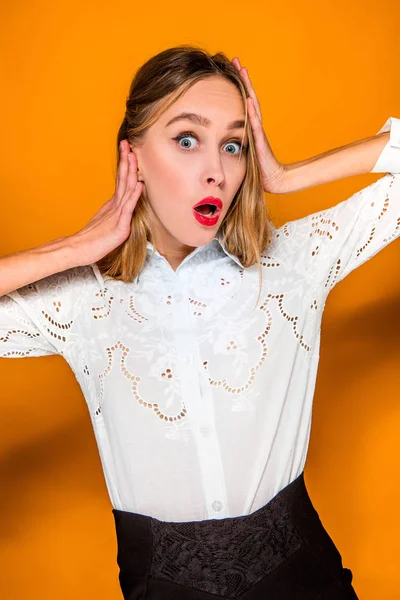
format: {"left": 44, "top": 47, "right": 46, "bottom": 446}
{"left": 370, "top": 116, "right": 400, "bottom": 173}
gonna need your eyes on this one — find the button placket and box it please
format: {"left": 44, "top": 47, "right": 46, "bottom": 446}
{"left": 199, "top": 425, "right": 209, "bottom": 437}
{"left": 170, "top": 280, "right": 229, "bottom": 519}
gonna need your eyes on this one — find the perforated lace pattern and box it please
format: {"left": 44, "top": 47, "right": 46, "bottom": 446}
{"left": 148, "top": 495, "right": 302, "bottom": 597}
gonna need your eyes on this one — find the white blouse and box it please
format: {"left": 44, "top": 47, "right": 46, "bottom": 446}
{"left": 1, "top": 117, "right": 399, "bottom": 522}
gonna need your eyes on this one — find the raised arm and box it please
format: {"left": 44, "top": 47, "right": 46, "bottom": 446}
{"left": 278, "top": 123, "right": 394, "bottom": 194}
{"left": 0, "top": 238, "right": 76, "bottom": 297}
{"left": 231, "top": 57, "right": 399, "bottom": 194}
{"left": 0, "top": 140, "right": 141, "bottom": 358}
{"left": 0, "top": 140, "right": 141, "bottom": 298}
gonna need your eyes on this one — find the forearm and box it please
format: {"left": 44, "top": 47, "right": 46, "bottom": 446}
{"left": 0, "top": 237, "right": 78, "bottom": 297}
{"left": 276, "top": 131, "right": 390, "bottom": 194}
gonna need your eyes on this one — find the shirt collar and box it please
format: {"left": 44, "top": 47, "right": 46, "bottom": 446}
{"left": 146, "top": 233, "right": 245, "bottom": 269}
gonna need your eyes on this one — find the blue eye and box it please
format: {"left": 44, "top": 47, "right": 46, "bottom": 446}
{"left": 174, "top": 133, "right": 198, "bottom": 151}
{"left": 172, "top": 131, "right": 246, "bottom": 155}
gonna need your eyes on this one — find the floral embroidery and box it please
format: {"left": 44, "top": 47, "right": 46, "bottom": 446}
{"left": 148, "top": 494, "right": 302, "bottom": 596}
{"left": 1, "top": 170, "right": 399, "bottom": 520}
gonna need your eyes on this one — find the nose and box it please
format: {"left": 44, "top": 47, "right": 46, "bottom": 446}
{"left": 207, "top": 175, "right": 223, "bottom": 185}
{"left": 205, "top": 153, "right": 225, "bottom": 187}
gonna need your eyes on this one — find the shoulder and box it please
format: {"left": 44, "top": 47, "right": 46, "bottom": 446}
{"left": 7, "top": 264, "right": 102, "bottom": 317}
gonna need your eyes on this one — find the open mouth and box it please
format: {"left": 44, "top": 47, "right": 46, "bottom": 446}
{"left": 193, "top": 204, "right": 218, "bottom": 217}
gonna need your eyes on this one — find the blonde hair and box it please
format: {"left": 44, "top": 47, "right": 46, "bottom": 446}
{"left": 96, "top": 45, "right": 272, "bottom": 305}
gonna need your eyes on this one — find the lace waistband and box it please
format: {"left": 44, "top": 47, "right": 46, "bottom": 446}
{"left": 111, "top": 473, "right": 354, "bottom": 599}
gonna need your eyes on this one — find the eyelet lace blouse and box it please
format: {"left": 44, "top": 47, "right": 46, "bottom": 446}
{"left": 1, "top": 117, "right": 399, "bottom": 522}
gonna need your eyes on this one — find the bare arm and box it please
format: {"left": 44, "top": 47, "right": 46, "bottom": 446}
{"left": 0, "top": 140, "right": 142, "bottom": 297}
{"left": 0, "top": 237, "right": 77, "bottom": 297}
{"left": 276, "top": 131, "right": 391, "bottom": 194}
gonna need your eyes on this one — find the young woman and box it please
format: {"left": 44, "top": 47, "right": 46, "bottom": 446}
{"left": 0, "top": 45, "right": 398, "bottom": 599}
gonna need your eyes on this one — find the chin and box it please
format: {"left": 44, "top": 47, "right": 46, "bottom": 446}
{"left": 178, "top": 228, "right": 218, "bottom": 248}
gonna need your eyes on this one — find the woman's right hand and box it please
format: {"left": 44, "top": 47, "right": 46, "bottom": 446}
{"left": 69, "top": 140, "right": 143, "bottom": 267}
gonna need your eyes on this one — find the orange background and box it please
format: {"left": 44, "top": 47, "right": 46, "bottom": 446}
{"left": 1, "top": 0, "right": 400, "bottom": 598}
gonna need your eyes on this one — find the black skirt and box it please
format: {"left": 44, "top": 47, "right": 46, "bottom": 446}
{"left": 111, "top": 472, "right": 359, "bottom": 599}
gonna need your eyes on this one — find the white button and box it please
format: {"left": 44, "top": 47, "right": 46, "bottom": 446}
{"left": 186, "top": 355, "right": 193, "bottom": 365}
{"left": 212, "top": 500, "right": 223, "bottom": 512}
{"left": 199, "top": 426, "right": 209, "bottom": 437}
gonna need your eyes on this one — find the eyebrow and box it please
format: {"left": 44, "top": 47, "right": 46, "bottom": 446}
{"left": 165, "top": 112, "right": 245, "bottom": 130}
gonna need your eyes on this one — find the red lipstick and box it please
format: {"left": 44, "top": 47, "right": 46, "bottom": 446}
{"left": 193, "top": 197, "right": 223, "bottom": 211}
{"left": 192, "top": 196, "right": 223, "bottom": 227}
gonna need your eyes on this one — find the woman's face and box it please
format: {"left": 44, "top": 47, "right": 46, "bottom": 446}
{"left": 131, "top": 75, "right": 248, "bottom": 266}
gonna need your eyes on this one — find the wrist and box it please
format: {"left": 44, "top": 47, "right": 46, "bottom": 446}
{"left": 266, "top": 164, "right": 293, "bottom": 195}
{"left": 37, "top": 235, "right": 82, "bottom": 271}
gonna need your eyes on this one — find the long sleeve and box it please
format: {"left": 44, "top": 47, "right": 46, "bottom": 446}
{"left": 0, "top": 265, "right": 99, "bottom": 358}
{"left": 275, "top": 117, "right": 400, "bottom": 293}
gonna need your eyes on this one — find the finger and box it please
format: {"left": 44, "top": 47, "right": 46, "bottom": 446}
{"left": 247, "top": 98, "right": 269, "bottom": 159}
{"left": 248, "top": 97, "right": 263, "bottom": 132}
{"left": 232, "top": 56, "right": 241, "bottom": 70}
{"left": 115, "top": 140, "right": 128, "bottom": 198}
{"left": 240, "top": 68, "right": 263, "bottom": 123}
{"left": 232, "top": 58, "right": 260, "bottom": 121}
{"left": 115, "top": 140, "right": 129, "bottom": 200}
{"left": 120, "top": 182, "right": 142, "bottom": 220}
{"left": 232, "top": 59, "right": 263, "bottom": 122}
{"left": 121, "top": 151, "right": 138, "bottom": 203}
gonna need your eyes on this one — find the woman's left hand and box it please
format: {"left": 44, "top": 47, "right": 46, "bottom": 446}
{"left": 232, "top": 57, "right": 287, "bottom": 194}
